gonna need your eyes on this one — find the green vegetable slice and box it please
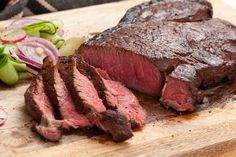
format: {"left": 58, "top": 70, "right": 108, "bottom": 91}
{"left": 51, "top": 35, "right": 65, "bottom": 48}
{"left": 23, "top": 21, "right": 57, "bottom": 36}
{"left": 18, "top": 72, "right": 33, "bottom": 80}
{"left": 0, "top": 54, "right": 19, "bottom": 85}
{"left": 10, "top": 60, "right": 27, "bottom": 72}
{"left": 51, "top": 20, "right": 64, "bottom": 31}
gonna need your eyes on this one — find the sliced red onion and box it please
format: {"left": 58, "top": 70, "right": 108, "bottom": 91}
{"left": 18, "top": 42, "right": 56, "bottom": 62}
{"left": 9, "top": 49, "right": 20, "bottom": 60}
{"left": 27, "top": 67, "right": 39, "bottom": 75}
{"left": 25, "top": 37, "right": 59, "bottom": 58}
{"left": 17, "top": 53, "right": 42, "bottom": 69}
{"left": 9, "top": 18, "right": 64, "bottom": 36}
{"left": 57, "top": 29, "right": 64, "bottom": 37}
{"left": 8, "top": 18, "right": 42, "bottom": 29}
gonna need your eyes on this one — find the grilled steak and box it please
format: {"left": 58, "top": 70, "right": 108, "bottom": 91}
{"left": 24, "top": 76, "right": 62, "bottom": 141}
{"left": 42, "top": 57, "right": 91, "bottom": 129}
{"left": 57, "top": 57, "right": 105, "bottom": 114}
{"left": 80, "top": 18, "right": 236, "bottom": 111}
{"left": 76, "top": 58, "right": 146, "bottom": 128}
{"left": 57, "top": 56, "right": 133, "bottom": 141}
{"left": 119, "top": 0, "right": 212, "bottom": 24}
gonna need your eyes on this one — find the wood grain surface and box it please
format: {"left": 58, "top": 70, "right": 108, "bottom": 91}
{"left": 0, "top": 0, "right": 236, "bottom": 157}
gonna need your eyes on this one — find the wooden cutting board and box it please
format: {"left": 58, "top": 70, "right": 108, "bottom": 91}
{"left": 0, "top": 0, "right": 236, "bottom": 157}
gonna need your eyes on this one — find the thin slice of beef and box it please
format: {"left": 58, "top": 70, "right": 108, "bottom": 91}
{"left": 24, "top": 76, "right": 62, "bottom": 141}
{"left": 119, "top": 0, "right": 213, "bottom": 24}
{"left": 80, "top": 18, "right": 236, "bottom": 112}
{"left": 89, "top": 110, "right": 133, "bottom": 142}
{"left": 57, "top": 57, "right": 105, "bottom": 114}
{"left": 42, "top": 57, "right": 91, "bottom": 129}
{"left": 76, "top": 58, "right": 146, "bottom": 128}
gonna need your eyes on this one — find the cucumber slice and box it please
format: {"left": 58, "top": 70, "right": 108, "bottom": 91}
{"left": 0, "top": 45, "right": 5, "bottom": 54}
{"left": 1, "top": 29, "right": 27, "bottom": 44}
{"left": 40, "top": 33, "right": 54, "bottom": 40}
{"left": 59, "top": 37, "right": 86, "bottom": 56}
{"left": 51, "top": 20, "right": 64, "bottom": 31}
{"left": 0, "top": 54, "right": 19, "bottom": 85}
{"left": 10, "top": 60, "right": 27, "bottom": 72}
{"left": 18, "top": 72, "right": 33, "bottom": 80}
{"left": 26, "top": 29, "right": 40, "bottom": 37}
{"left": 51, "top": 35, "right": 65, "bottom": 49}
{"left": 23, "top": 21, "right": 57, "bottom": 35}
{"left": 55, "top": 40, "right": 65, "bottom": 49}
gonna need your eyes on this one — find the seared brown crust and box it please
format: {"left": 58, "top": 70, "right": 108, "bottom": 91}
{"left": 82, "top": 18, "right": 236, "bottom": 87}
{"left": 119, "top": 0, "right": 213, "bottom": 24}
{"left": 84, "top": 0, "right": 213, "bottom": 52}
{"left": 97, "top": 110, "right": 133, "bottom": 142}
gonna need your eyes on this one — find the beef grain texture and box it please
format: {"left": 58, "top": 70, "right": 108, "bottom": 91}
{"left": 57, "top": 57, "right": 106, "bottom": 114}
{"left": 24, "top": 76, "right": 62, "bottom": 141}
{"left": 119, "top": 0, "right": 213, "bottom": 24}
{"left": 42, "top": 57, "right": 91, "bottom": 129}
{"left": 76, "top": 58, "right": 146, "bottom": 128}
{"left": 80, "top": 18, "right": 236, "bottom": 112}
{"left": 58, "top": 56, "right": 134, "bottom": 142}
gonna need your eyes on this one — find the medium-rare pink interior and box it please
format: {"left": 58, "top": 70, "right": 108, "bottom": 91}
{"left": 82, "top": 46, "right": 164, "bottom": 97}
{"left": 101, "top": 77, "right": 146, "bottom": 128}
{"left": 160, "top": 77, "right": 194, "bottom": 112}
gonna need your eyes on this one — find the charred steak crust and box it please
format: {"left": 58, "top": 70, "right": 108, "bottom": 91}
{"left": 24, "top": 75, "right": 62, "bottom": 141}
{"left": 119, "top": 0, "right": 213, "bottom": 24}
{"left": 97, "top": 110, "right": 133, "bottom": 142}
{"left": 86, "top": 0, "right": 213, "bottom": 51}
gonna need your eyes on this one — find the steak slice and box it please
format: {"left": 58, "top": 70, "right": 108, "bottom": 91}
{"left": 119, "top": 0, "right": 213, "bottom": 24}
{"left": 89, "top": 110, "right": 133, "bottom": 142}
{"left": 42, "top": 57, "right": 91, "bottom": 129}
{"left": 57, "top": 57, "right": 105, "bottom": 114}
{"left": 80, "top": 18, "right": 236, "bottom": 111}
{"left": 24, "top": 76, "right": 62, "bottom": 141}
{"left": 76, "top": 58, "right": 146, "bottom": 128}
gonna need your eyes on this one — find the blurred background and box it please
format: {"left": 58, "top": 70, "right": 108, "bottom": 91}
{"left": 0, "top": 0, "right": 123, "bottom": 20}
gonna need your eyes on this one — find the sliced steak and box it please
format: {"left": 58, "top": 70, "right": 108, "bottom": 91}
{"left": 89, "top": 110, "right": 133, "bottom": 142}
{"left": 57, "top": 57, "right": 105, "bottom": 114}
{"left": 80, "top": 18, "right": 236, "bottom": 111}
{"left": 58, "top": 56, "right": 133, "bottom": 142}
{"left": 42, "top": 57, "right": 91, "bottom": 129}
{"left": 76, "top": 58, "right": 146, "bottom": 128}
{"left": 119, "top": 0, "right": 213, "bottom": 24}
{"left": 24, "top": 76, "right": 62, "bottom": 141}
